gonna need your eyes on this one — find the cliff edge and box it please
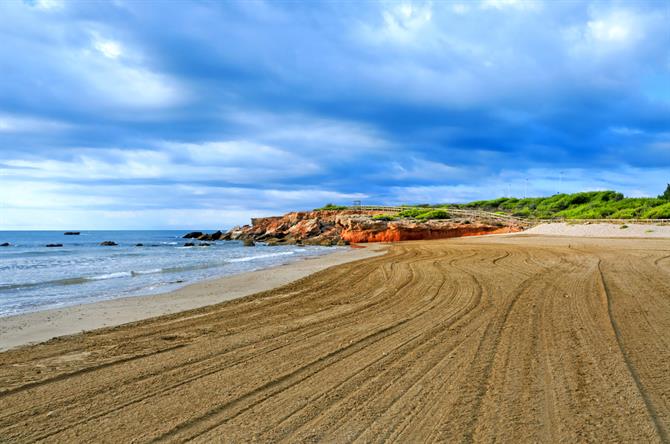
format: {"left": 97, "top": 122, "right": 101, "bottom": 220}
{"left": 216, "top": 209, "right": 524, "bottom": 245}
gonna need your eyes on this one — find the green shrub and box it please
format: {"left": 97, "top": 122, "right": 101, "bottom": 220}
{"left": 415, "top": 209, "right": 450, "bottom": 220}
{"left": 315, "top": 203, "right": 348, "bottom": 211}
{"left": 372, "top": 214, "right": 395, "bottom": 221}
{"left": 397, "top": 208, "right": 429, "bottom": 218}
{"left": 455, "top": 190, "right": 663, "bottom": 220}
{"left": 659, "top": 184, "right": 670, "bottom": 200}
{"left": 643, "top": 203, "right": 670, "bottom": 219}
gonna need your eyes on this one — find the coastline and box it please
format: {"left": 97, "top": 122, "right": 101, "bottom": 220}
{"left": 0, "top": 244, "right": 387, "bottom": 351}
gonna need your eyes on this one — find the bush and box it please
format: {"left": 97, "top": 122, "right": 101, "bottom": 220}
{"left": 315, "top": 203, "right": 348, "bottom": 211}
{"left": 643, "top": 203, "right": 670, "bottom": 219}
{"left": 398, "top": 208, "right": 429, "bottom": 218}
{"left": 658, "top": 184, "right": 670, "bottom": 200}
{"left": 455, "top": 190, "right": 663, "bottom": 220}
{"left": 372, "top": 214, "right": 395, "bottom": 221}
{"left": 415, "top": 209, "right": 450, "bottom": 220}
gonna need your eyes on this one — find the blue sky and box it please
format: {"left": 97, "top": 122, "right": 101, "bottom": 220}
{"left": 0, "top": 0, "right": 669, "bottom": 229}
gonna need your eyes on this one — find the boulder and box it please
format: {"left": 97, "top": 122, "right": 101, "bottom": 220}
{"left": 64, "top": 232, "right": 80, "bottom": 235}
{"left": 243, "top": 239, "right": 255, "bottom": 247}
{"left": 183, "top": 231, "right": 204, "bottom": 239}
{"left": 46, "top": 244, "right": 63, "bottom": 247}
{"left": 210, "top": 231, "right": 224, "bottom": 240}
{"left": 0, "top": 242, "right": 10, "bottom": 247}
{"left": 135, "top": 243, "right": 144, "bottom": 247}
{"left": 184, "top": 242, "right": 195, "bottom": 247}
{"left": 198, "top": 242, "right": 212, "bottom": 246}
{"left": 100, "top": 241, "right": 118, "bottom": 246}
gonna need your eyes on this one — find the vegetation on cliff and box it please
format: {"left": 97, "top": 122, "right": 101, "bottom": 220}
{"left": 320, "top": 187, "right": 670, "bottom": 220}
{"left": 457, "top": 190, "right": 670, "bottom": 219}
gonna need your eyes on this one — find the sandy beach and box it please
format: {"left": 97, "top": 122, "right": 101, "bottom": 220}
{"left": 1, "top": 234, "right": 669, "bottom": 442}
{"left": 0, "top": 245, "right": 386, "bottom": 352}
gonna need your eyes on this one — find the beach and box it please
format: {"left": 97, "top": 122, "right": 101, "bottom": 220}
{"left": 0, "top": 244, "right": 385, "bottom": 351}
{"left": 1, "top": 234, "right": 669, "bottom": 442}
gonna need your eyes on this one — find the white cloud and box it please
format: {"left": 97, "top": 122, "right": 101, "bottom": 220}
{"left": 74, "top": 39, "right": 185, "bottom": 108}
{"left": 223, "top": 110, "right": 390, "bottom": 154}
{"left": 385, "top": 158, "right": 464, "bottom": 181}
{"left": 360, "top": 2, "right": 433, "bottom": 45}
{"left": 609, "top": 126, "right": 644, "bottom": 136}
{"left": 32, "top": 0, "right": 64, "bottom": 11}
{"left": 1, "top": 140, "right": 320, "bottom": 183}
{"left": 451, "top": 4, "right": 469, "bottom": 15}
{"left": 480, "top": 0, "right": 540, "bottom": 11}
{"left": 587, "top": 13, "right": 633, "bottom": 43}
{"left": 93, "top": 38, "right": 122, "bottom": 59}
{"left": 0, "top": 114, "right": 70, "bottom": 133}
{"left": 566, "top": 8, "right": 649, "bottom": 57}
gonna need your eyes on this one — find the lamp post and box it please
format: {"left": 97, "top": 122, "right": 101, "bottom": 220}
{"left": 524, "top": 178, "right": 528, "bottom": 199}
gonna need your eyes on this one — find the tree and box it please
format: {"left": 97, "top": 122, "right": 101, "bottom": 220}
{"left": 660, "top": 184, "right": 670, "bottom": 200}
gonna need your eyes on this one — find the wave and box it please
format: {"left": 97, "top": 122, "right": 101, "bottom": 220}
{"left": 0, "top": 251, "right": 303, "bottom": 293}
{"left": 228, "top": 251, "right": 294, "bottom": 263}
{"left": 0, "top": 268, "right": 165, "bottom": 292}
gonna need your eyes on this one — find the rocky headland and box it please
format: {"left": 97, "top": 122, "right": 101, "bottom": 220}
{"left": 185, "top": 209, "right": 525, "bottom": 246}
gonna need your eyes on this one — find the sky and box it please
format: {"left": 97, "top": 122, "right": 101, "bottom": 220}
{"left": 0, "top": 0, "right": 669, "bottom": 229}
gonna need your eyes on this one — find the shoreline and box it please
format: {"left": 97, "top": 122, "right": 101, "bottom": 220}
{"left": 0, "top": 244, "right": 387, "bottom": 351}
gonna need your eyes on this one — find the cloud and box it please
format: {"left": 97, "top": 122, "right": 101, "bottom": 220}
{"left": 0, "top": 114, "right": 70, "bottom": 132}
{"left": 92, "top": 35, "right": 123, "bottom": 59}
{"left": 1, "top": 0, "right": 669, "bottom": 229}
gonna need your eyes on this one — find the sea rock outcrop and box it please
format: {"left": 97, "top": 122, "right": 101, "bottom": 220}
{"left": 224, "top": 210, "right": 524, "bottom": 245}
{"left": 182, "top": 230, "right": 224, "bottom": 241}
{"left": 46, "top": 244, "right": 63, "bottom": 248}
{"left": 64, "top": 232, "right": 80, "bottom": 235}
{"left": 1, "top": 242, "right": 10, "bottom": 247}
{"left": 100, "top": 241, "right": 118, "bottom": 246}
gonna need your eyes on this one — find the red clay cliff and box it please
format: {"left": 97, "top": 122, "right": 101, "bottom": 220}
{"left": 220, "top": 209, "right": 524, "bottom": 245}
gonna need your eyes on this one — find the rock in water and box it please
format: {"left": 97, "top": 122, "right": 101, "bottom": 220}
{"left": 100, "top": 241, "right": 118, "bottom": 246}
{"left": 182, "top": 231, "right": 204, "bottom": 239}
{"left": 64, "top": 232, "right": 80, "bottom": 235}
{"left": 243, "top": 239, "right": 255, "bottom": 247}
{"left": 0, "top": 242, "right": 10, "bottom": 247}
{"left": 135, "top": 243, "right": 144, "bottom": 247}
{"left": 46, "top": 244, "right": 63, "bottom": 247}
{"left": 184, "top": 242, "right": 195, "bottom": 247}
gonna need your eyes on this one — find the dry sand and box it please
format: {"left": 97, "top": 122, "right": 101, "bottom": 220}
{"left": 0, "top": 245, "right": 385, "bottom": 352}
{"left": 1, "top": 235, "right": 669, "bottom": 442}
{"left": 523, "top": 222, "right": 670, "bottom": 238}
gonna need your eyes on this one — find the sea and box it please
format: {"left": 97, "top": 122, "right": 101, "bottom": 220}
{"left": 0, "top": 231, "right": 338, "bottom": 317}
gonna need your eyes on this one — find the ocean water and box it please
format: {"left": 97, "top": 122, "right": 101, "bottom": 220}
{"left": 0, "top": 231, "right": 338, "bottom": 317}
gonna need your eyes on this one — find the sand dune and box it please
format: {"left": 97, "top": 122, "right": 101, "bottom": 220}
{"left": 1, "top": 235, "right": 669, "bottom": 442}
